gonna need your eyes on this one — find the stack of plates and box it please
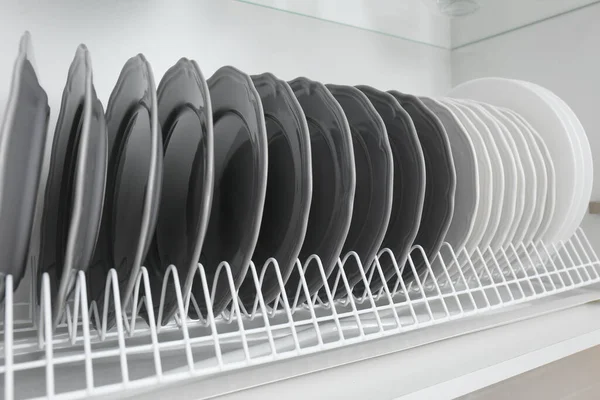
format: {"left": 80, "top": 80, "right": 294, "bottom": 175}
{"left": 0, "top": 33, "right": 592, "bottom": 328}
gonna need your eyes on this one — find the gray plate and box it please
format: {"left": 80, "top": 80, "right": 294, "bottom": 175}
{"left": 0, "top": 32, "right": 49, "bottom": 300}
{"left": 37, "top": 45, "right": 108, "bottom": 326}
{"left": 284, "top": 77, "right": 355, "bottom": 306}
{"left": 188, "top": 66, "right": 268, "bottom": 318}
{"left": 421, "top": 98, "right": 478, "bottom": 257}
{"left": 237, "top": 72, "right": 312, "bottom": 309}
{"left": 87, "top": 55, "right": 163, "bottom": 330}
{"left": 355, "top": 86, "right": 425, "bottom": 295}
{"left": 389, "top": 91, "right": 455, "bottom": 279}
{"left": 143, "top": 59, "right": 214, "bottom": 325}
{"left": 324, "top": 85, "right": 393, "bottom": 299}
{"left": 443, "top": 98, "right": 499, "bottom": 257}
{"left": 453, "top": 99, "right": 516, "bottom": 257}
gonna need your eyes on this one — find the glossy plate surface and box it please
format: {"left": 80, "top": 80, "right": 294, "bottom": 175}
{"left": 144, "top": 58, "right": 213, "bottom": 325}
{"left": 0, "top": 32, "right": 49, "bottom": 300}
{"left": 480, "top": 104, "right": 531, "bottom": 247}
{"left": 325, "top": 84, "right": 393, "bottom": 299}
{"left": 441, "top": 98, "right": 493, "bottom": 256}
{"left": 509, "top": 111, "right": 556, "bottom": 242}
{"left": 389, "top": 91, "right": 455, "bottom": 278}
{"left": 189, "top": 66, "right": 268, "bottom": 317}
{"left": 87, "top": 54, "right": 162, "bottom": 329}
{"left": 237, "top": 72, "right": 312, "bottom": 308}
{"left": 525, "top": 82, "right": 590, "bottom": 241}
{"left": 355, "top": 86, "right": 425, "bottom": 294}
{"left": 38, "top": 45, "right": 107, "bottom": 325}
{"left": 284, "top": 77, "right": 355, "bottom": 305}
{"left": 450, "top": 78, "right": 578, "bottom": 244}
{"left": 422, "top": 98, "right": 478, "bottom": 259}
{"left": 456, "top": 100, "right": 516, "bottom": 256}
{"left": 500, "top": 107, "right": 547, "bottom": 244}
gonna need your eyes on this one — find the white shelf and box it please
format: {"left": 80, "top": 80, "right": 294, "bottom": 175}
{"left": 85, "top": 284, "right": 600, "bottom": 400}
{"left": 403, "top": 306, "right": 600, "bottom": 399}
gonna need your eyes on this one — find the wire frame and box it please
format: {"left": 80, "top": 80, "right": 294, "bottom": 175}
{"left": 1, "top": 228, "right": 599, "bottom": 399}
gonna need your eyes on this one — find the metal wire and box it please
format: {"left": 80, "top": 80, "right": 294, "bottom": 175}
{"left": 1, "top": 228, "right": 600, "bottom": 399}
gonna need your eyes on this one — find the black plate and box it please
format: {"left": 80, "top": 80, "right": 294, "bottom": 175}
{"left": 0, "top": 32, "right": 49, "bottom": 300}
{"left": 237, "top": 72, "right": 312, "bottom": 309}
{"left": 388, "top": 91, "right": 455, "bottom": 279}
{"left": 323, "top": 85, "right": 393, "bottom": 299}
{"left": 283, "top": 77, "right": 355, "bottom": 306}
{"left": 38, "top": 45, "right": 107, "bottom": 325}
{"left": 87, "top": 55, "right": 163, "bottom": 330}
{"left": 143, "top": 59, "right": 214, "bottom": 325}
{"left": 354, "top": 86, "right": 425, "bottom": 294}
{"left": 188, "top": 66, "right": 268, "bottom": 318}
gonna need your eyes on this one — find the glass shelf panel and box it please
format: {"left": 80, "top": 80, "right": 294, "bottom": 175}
{"left": 238, "top": 0, "right": 600, "bottom": 50}
{"left": 236, "top": 0, "right": 452, "bottom": 49}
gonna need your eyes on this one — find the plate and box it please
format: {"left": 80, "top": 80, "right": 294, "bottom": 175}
{"left": 284, "top": 77, "right": 355, "bottom": 306}
{"left": 0, "top": 32, "right": 49, "bottom": 300}
{"left": 324, "top": 84, "right": 393, "bottom": 299}
{"left": 500, "top": 108, "right": 547, "bottom": 244}
{"left": 421, "top": 98, "right": 477, "bottom": 256}
{"left": 236, "top": 72, "right": 312, "bottom": 308}
{"left": 450, "top": 100, "right": 503, "bottom": 255}
{"left": 189, "top": 66, "right": 268, "bottom": 317}
{"left": 87, "top": 54, "right": 163, "bottom": 330}
{"left": 518, "top": 82, "right": 583, "bottom": 244}
{"left": 455, "top": 99, "right": 517, "bottom": 255}
{"left": 38, "top": 45, "right": 107, "bottom": 325}
{"left": 484, "top": 104, "right": 525, "bottom": 249}
{"left": 526, "top": 83, "right": 591, "bottom": 240}
{"left": 355, "top": 86, "right": 425, "bottom": 295}
{"left": 440, "top": 98, "right": 493, "bottom": 256}
{"left": 464, "top": 102, "right": 525, "bottom": 250}
{"left": 389, "top": 91, "right": 455, "bottom": 278}
{"left": 449, "top": 78, "right": 578, "bottom": 244}
{"left": 481, "top": 104, "right": 535, "bottom": 247}
{"left": 546, "top": 89, "right": 591, "bottom": 239}
{"left": 508, "top": 111, "right": 556, "bottom": 242}
{"left": 143, "top": 58, "right": 214, "bottom": 325}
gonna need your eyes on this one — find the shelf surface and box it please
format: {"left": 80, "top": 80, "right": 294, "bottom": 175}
{"left": 88, "top": 284, "right": 600, "bottom": 400}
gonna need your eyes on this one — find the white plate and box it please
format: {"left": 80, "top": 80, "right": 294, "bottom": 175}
{"left": 500, "top": 108, "right": 547, "bottom": 244}
{"left": 449, "top": 78, "right": 578, "bottom": 244}
{"left": 508, "top": 112, "right": 556, "bottom": 243}
{"left": 482, "top": 104, "right": 536, "bottom": 247}
{"left": 451, "top": 99, "right": 504, "bottom": 255}
{"left": 478, "top": 103, "right": 526, "bottom": 249}
{"left": 441, "top": 98, "right": 493, "bottom": 256}
{"left": 456, "top": 99, "right": 517, "bottom": 254}
{"left": 525, "top": 83, "right": 591, "bottom": 240}
{"left": 421, "top": 98, "right": 479, "bottom": 256}
{"left": 518, "top": 82, "right": 583, "bottom": 244}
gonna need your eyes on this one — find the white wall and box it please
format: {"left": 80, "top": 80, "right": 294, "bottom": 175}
{"left": 0, "top": 0, "right": 451, "bottom": 118}
{"left": 452, "top": 2, "right": 600, "bottom": 253}
{"left": 451, "top": 0, "right": 598, "bottom": 48}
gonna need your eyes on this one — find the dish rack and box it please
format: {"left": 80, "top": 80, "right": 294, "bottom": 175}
{"left": 1, "top": 228, "right": 599, "bottom": 399}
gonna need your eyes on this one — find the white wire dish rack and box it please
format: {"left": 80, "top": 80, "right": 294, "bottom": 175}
{"left": 1, "top": 228, "right": 600, "bottom": 399}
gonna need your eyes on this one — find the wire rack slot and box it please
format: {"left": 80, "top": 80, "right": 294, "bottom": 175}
{"left": 1, "top": 228, "right": 599, "bottom": 399}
